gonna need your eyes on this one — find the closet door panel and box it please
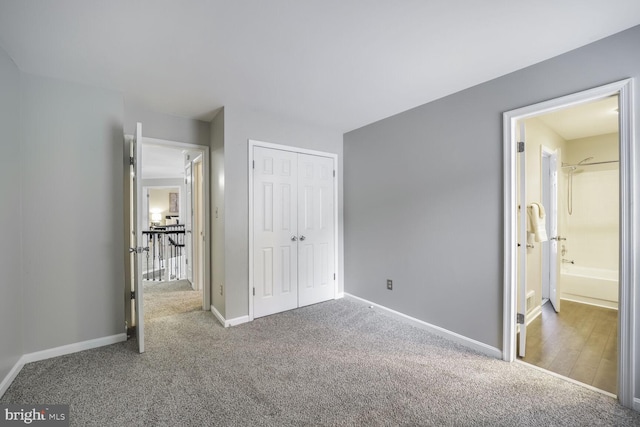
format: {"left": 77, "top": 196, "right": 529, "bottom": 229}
{"left": 298, "top": 153, "right": 335, "bottom": 307}
{"left": 253, "top": 147, "right": 299, "bottom": 318}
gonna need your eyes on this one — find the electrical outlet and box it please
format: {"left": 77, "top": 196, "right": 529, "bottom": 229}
{"left": 387, "top": 279, "right": 393, "bottom": 290}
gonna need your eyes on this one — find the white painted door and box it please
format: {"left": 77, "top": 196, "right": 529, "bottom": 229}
{"left": 253, "top": 147, "right": 299, "bottom": 318}
{"left": 184, "top": 158, "right": 193, "bottom": 286}
{"left": 517, "top": 121, "right": 527, "bottom": 358}
{"left": 297, "top": 153, "right": 335, "bottom": 307}
{"left": 193, "top": 159, "right": 204, "bottom": 291}
{"left": 548, "top": 152, "right": 560, "bottom": 312}
{"left": 132, "top": 122, "right": 145, "bottom": 353}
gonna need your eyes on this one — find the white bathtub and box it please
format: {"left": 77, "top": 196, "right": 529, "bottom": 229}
{"left": 560, "top": 265, "right": 618, "bottom": 309}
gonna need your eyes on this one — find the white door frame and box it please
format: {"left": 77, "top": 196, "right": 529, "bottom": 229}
{"left": 248, "top": 139, "right": 339, "bottom": 322}
{"left": 142, "top": 137, "right": 211, "bottom": 312}
{"left": 502, "top": 79, "right": 635, "bottom": 408}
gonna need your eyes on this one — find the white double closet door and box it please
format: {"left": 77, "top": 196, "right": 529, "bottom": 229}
{"left": 253, "top": 146, "right": 335, "bottom": 318}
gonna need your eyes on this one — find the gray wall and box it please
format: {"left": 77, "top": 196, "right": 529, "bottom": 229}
{"left": 223, "top": 105, "right": 344, "bottom": 320}
{"left": 20, "top": 73, "right": 125, "bottom": 352}
{"left": 344, "top": 25, "right": 640, "bottom": 399}
{"left": 124, "top": 100, "right": 210, "bottom": 146}
{"left": 0, "top": 46, "right": 23, "bottom": 382}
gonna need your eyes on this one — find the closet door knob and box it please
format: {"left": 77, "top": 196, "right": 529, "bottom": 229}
{"left": 299, "top": 235, "right": 306, "bottom": 241}
{"left": 291, "top": 236, "right": 298, "bottom": 241}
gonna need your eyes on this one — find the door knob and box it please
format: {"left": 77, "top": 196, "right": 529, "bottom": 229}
{"left": 299, "top": 235, "right": 306, "bottom": 241}
{"left": 291, "top": 236, "right": 297, "bottom": 241}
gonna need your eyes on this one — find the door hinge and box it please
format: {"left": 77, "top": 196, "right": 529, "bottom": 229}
{"left": 252, "top": 160, "right": 255, "bottom": 169}
{"left": 333, "top": 170, "right": 336, "bottom": 177}
{"left": 129, "top": 156, "right": 134, "bottom": 166}
{"left": 333, "top": 273, "right": 336, "bottom": 280}
{"left": 517, "top": 141, "right": 525, "bottom": 153}
{"left": 517, "top": 313, "right": 525, "bottom": 324}
{"left": 253, "top": 287, "right": 255, "bottom": 296}
{"left": 130, "top": 291, "right": 136, "bottom": 300}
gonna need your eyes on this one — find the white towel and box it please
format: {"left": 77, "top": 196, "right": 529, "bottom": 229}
{"left": 527, "top": 203, "right": 548, "bottom": 242}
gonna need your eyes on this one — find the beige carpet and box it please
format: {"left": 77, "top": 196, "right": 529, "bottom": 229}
{"left": 143, "top": 279, "right": 202, "bottom": 321}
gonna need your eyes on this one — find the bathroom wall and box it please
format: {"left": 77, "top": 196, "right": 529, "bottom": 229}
{"left": 522, "top": 118, "right": 567, "bottom": 317}
{"left": 562, "top": 133, "right": 619, "bottom": 272}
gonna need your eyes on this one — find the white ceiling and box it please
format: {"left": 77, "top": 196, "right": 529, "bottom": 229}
{"left": 537, "top": 96, "right": 619, "bottom": 140}
{"left": 141, "top": 145, "right": 185, "bottom": 180}
{"left": 0, "top": 1, "right": 639, "bottom": 133}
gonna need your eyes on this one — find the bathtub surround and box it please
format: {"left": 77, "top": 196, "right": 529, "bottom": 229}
{"left": 562, "top": 265, "right": 619, "bottom": 310}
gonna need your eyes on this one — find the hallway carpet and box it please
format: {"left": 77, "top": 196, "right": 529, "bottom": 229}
{"left": 2, "top": 299, "right": 639, "bottom": 426}
{"left": 143, "top": 279, "right": 202, "bottom": 321}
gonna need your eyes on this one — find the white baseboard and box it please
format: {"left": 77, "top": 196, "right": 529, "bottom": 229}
{"left": 0, "top": 358, "right": 24, "bottom": 398}
{"left": 634, "top": 397, "right": 640, "bottom": 412}
{"left": 226, "top": 315, "right": 250, "bottom": 327}
{"left": 0, "top": 333, "right": 126, "bottom": 399}
{"left": 21, "top": 334, "right": 127, "bottom": 365}
{"left": 344, "top": 293, "right": 502, "bottom": 359}
{"left": 526, "top": 305, "right": 542, "bottom": 326}
{"left": 210, "top": 306, "right": 250, "bottom": 328}
{"left": 335, "top": 292, "right": 344, "bottom": 299}
{"left": 210, "top": 305, "right": 226, "bottom": 327}
{"left": 560, "top": 296, "right": 618, "bottom": 310}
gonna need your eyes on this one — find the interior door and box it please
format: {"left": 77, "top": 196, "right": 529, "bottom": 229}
{"left": 132, "top": 122, "right": 145, "bottom": 353}
{"left": 548, "top": 151, "right": 560, "bottom": 312}
{"left": 184, "top": 157, "right": 194, "bottom": 286}
{"left": 193, "top": 159, "right": 203, "bottom": 291}
{"left": 517, "top": 121, "right": 527, "bottom": 358}
{"left": 253, "top": 147, "right": 299, "bottom": 318}
{"left": 297, "top": 153, "right": 335, "bottom": 307}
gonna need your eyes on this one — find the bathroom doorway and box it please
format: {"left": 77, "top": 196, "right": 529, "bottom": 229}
{"left": 519, "top": 96, "right": 620, "bottom": 394}
{"left": 503, "top": 80, "right": 635, "bottom": 407}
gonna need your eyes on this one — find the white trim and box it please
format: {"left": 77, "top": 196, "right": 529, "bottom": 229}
{"left": 0, "top": 333, "right": 127, "bottom": 398}
{"left": 226, "top": 315, "right": 250, "bottom": 327}
{"left": 210, "top": 305, "right": 227, "bottom": 327}
{"left": 0, "top": 358, "right": 24, "bottom": 398}
{"left": 345, "top": 293, "right": 502, "bottom": 359}
{"left": 526, "top": 305, "right": 542, "bottom": 326}
{"left": 335, "top": 292, "right": 345, "bottom": 299}
{"left": 210, "top": 306, "right": 251, "bottom": 328}
{"left": 502, "top": 79, "right": 636, "bottom": 409}
{"left": 21, "top": 334, "right": 127, "bottom": 364}
{"left": 634, "top": 398, "right": 640, "bottom": 412}
{"left": 248, "top": 139, "right": 339, "bottom": 322}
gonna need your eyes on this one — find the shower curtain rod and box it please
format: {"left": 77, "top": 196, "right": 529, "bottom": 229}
{"left": 561, "top": 160, "right": 619, "bottom": 168}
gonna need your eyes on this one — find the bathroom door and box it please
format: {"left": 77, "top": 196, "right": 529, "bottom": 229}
{"left": 517, "top": 121, "right": 528, "bottom": 357}
{"left": 547, "top": 152, "right": 560, "bottom": 312}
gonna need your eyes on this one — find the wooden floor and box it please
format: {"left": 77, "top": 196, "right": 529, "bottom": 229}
{"left": 519, "top": 299, "right": 618, "bottom": 394}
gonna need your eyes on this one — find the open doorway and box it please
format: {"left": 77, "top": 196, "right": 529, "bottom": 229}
{"left": 141, "top": 143, "right": 207, "bottom": 322}
{"left": 503, "top": 80, "right": 635, "bottom": 409}
{"left": 517, "top": 96, "right": 620, "bottom": 394}
{"left": 124, "top": 126, "right": 211, "bottom": 353}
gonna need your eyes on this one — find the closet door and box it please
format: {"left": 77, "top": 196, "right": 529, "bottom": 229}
{"left": 297, "top": 153, "right": 335, "bottom": 307}
{"left": 253, "top": 147, "right": 299, "bottom": 318}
